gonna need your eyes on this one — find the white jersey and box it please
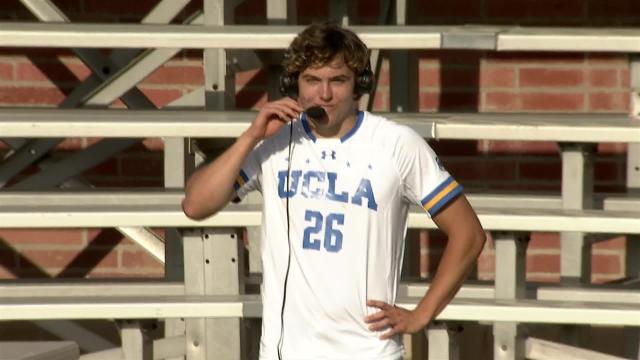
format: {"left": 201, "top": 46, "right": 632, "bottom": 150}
{"left": 234, "top": 111, "right": 462, "bottom": 360}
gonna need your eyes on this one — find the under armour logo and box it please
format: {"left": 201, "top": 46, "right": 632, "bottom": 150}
{"left": 321, "top": 150, "right": 337, "bottom": 160}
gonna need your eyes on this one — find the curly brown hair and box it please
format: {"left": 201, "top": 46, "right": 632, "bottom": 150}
{"left": 282, "top": 22, "right": 370, "bottom": 76}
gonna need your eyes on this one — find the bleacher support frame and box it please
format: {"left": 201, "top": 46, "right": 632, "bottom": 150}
{"left": 0, "top": 0, "right": 639, "bottom": 360}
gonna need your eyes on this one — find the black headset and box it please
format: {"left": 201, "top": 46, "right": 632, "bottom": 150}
{"left": 279, "top": 61, "right": 374, "bottom": 99}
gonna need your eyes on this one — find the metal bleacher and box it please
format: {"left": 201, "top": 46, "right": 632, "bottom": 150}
{"left": 1, "top": 0, "right": 639, "bottom": 360}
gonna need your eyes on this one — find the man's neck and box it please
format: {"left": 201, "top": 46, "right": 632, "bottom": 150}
{"left": 312, "top": 111, "right": 358, "bottom": 139}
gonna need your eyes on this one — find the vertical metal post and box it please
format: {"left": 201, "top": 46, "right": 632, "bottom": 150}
{"left": 183, "top": 229, "right": 245, "bottom": 360}
{"left": 164, "top": 84, "right": 208, "bottom": 360}
{"left": 183, "top": 229, "right": 208, "bottom": 360}
{"left": 196, "top": 2, "right": 243, "bottom": 359}
{"left": 204, "top": 0, "right": 235, "bottom": 111}
{"left": 164, "top": 138, "right": 191, "bottom": 282}
{"left": 206, "top": 229, "right": 246, "bottom": 359}
{"left": 493, "top": 232, "right": 528, "bottom": 360}
{"left": 266, "top": 0, "right": 297, "bottom": 101}
{"left": 391, "top": 0, "right": 421, "bottom": 308}
{"left": 494, "top": 232, "right": 527, "bottom": 300}
{"left": 358, "top": 0, "right": 392, "bottom": 111}
{"left": 266, "top": 0, "right": 296, "bottom": 24}
{"left": 329, "top": 0, "right": 352, "bottom": 25}
{"left": 121, "top": 321, "right": 153, "bottom": 360}
{"left": 559, "top": 143, "right": 595, "bottom": 285}
{"left": 557, "top": 144, "right": 594, "bottom": 350}
{"left": 385, "top": 0, "right": 426, "bottom": 355}
{"left": 494, "top": 323, "right": 524, "bottom": 360}
{"left": 164, "top": 138, "right": 189, "bottom": 360}
{"left": 389, "top": 0, "right": 418, "bottom": 114}
{"left": 427, "top": 322, "right": 461, "bottom": 360}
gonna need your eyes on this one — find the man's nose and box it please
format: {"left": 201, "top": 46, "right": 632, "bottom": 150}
{"left": 319, "top": 81, "right": 332, "bottom": 101}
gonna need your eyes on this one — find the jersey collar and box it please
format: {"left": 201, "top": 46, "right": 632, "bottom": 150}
{"left": 300, "top": 111, "right": 364, "bottom": 143}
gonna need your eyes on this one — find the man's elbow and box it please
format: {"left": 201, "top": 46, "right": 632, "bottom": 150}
{"left": 182, "top": 198, "right": 214, "bottom": 221}
{"left": 470, "top": 227, "right": 487, "bottom": 256}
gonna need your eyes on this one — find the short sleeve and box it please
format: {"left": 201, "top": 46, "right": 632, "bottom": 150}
{"left": 394, "top": 128, "right": 463, "bottom": 217}
{"left": 233, "top": 141, "right": 265, "bottom": 199}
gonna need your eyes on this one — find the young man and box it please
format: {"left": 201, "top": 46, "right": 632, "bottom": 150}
{"left": 183, "top": 22, "right": 485, "bottom": 360}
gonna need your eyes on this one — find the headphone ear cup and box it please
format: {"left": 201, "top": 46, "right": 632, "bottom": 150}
{"left": 355, "top": 68, "right": 374, "bottom": 96}
{"left": 279, "top": 73, "right": 299, "bottom": 99}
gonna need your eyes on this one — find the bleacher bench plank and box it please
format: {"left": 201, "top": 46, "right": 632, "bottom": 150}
{"left": 0, "top": 295, "right": 262, "bottom": 321}
{"left": 0, "top": 109, "right": 432, "bottom": 139}
{"left": 1, "top": 295, "right": 639, "bottom": 327}
{"left": 430, "top": 112, "right": 640, "bottom": 142}
{"left": 0, "top": 109, "right": 253, "bottom": 138}
{"left": 0, "top": 203, "right": 638, "bottom": 234}
{"left": 0, "top": 281, "right": 185, "bottom": 298}
{"left": 1, "top": 109, "right": 638, "bottom": 143}
{"left": 447, "top": 207, "right": 640, "bottom": 234}
{"left": 0, "top": 190, "right": 562, "bottom": 209}
{"left": 0, "top": 23, "right": 441, "bottom": 49}
{"left": 604, "top": 195, "right": 640, "bottom": 212}
{"left": 2, "top": 281, "right": 639, "bottom": 308}
{"left": 3, "top": 24, "right": 640, "bottom": 53}
{"left": 405, "top": 298, "right": 640, "bottom": 327}
{"left": 498, "top": 26, "right": 640, "bottom": 52}
{"left": 402, "top": 282, "right": 640, "bottom": 304}
{"left": 0, "top": 190, "right": 183, "bottom": 206}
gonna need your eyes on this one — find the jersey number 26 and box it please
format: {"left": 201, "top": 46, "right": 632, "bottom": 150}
{"left": 302, "top": 210, "right": 344, "bottom": 252}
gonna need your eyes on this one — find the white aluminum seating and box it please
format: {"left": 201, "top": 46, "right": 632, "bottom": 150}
{"left": 2, "top": 24, "right": 640, "bottom": 52}
{"left": 0, "top": 197, "right": 637, "bottom": 233}
{"left": 1, "top": 108, "right": 638, "bottom": 141}
{"left": 0, "top": 195, "right": 638, "bottom": 325}
{"left": 1, "top": 293, "right": 639, "bottom": 328}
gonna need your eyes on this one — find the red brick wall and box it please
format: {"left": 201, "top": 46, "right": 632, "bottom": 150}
{"left": 0, "top": 0, "right": 633, "bottom": 283}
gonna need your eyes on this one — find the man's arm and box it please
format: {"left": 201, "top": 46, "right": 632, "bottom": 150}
{"left": 365, "top": 194, "right": 485, "bottom": 339}
{"left": 182, "top": 132, "right": 260, "bottom": 220}
{"left": 182, "top": 98, "right": 303, "bottom": 220}
{"left": 411, "top": 194, "right": 486, "bottom": 321}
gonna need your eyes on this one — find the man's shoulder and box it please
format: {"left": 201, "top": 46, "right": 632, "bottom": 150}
{"left": 363, "top": 111, "right": 423, "bottom": 145}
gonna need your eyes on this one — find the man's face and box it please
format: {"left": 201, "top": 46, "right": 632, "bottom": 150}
{"left": 297, "top": 56, "right": 358, "bottom": 137}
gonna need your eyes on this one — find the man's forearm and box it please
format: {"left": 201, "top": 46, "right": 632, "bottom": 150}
{"left": 412, "top": 231, "right": 485, "bottom": 326}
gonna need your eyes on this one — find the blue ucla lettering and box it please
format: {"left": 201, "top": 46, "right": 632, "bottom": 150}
{"left": 302, "top": 171, "right": 325, "bottom": 198}
{"left": 326, "top": 172, "right": 348, "bottom": 203}
{"left": 277, "top": 170, "right": 377, "bottom": 211}
{"left": 277, "top": 170, "right": 302, "bottom": 198}
{"left": 351, "top": 179, "right": 378, "bottom": 210}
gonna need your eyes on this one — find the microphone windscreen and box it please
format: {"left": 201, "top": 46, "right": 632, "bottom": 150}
{"left": 306, "top": 106, "right": 326, "bottom": 119}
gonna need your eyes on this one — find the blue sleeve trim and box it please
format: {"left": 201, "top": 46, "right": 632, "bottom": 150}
{"left": 428, "top": 185, "right": 463, "bottom": 217}
{"left": 421, "top": 176, "right": 455, "bottom": 206}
